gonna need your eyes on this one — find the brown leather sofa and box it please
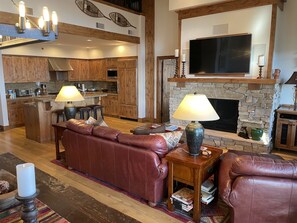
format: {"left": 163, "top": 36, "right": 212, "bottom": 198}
{"left": 62, "top": 119, "right": 169, "bottom": 206}
{"left": 219, "top": 150, "right": 297, "bottom": 223}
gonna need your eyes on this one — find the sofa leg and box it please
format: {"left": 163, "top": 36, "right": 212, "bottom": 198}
{"left": 148, "top": 201, "right": 157, "bottom": 207}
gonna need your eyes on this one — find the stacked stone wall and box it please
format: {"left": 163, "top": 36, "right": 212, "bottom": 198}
{"left": 169, "top": 82, "right": 281, "bottom": 153}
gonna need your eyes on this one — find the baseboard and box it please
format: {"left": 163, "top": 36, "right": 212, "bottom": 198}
{"left": 0, "top": 125, "right": 12, "bottom": 131}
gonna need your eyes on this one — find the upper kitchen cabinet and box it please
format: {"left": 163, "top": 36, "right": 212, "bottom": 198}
{"left": 118, "top": 58, "right": 137, "bottom": 119}
{"left": 106, "top": 58, "right": 118, "bottom": 69}
{"left": 68, "top": 59, "right": 90, "bottom": 81}
{"left": 3, "top": 55, "right": 49, "bottom": 83}
{"left": 89, "top": 59, "right": 106, "bottom": 81}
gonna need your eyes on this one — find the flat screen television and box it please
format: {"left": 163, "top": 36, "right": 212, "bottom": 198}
{"left": 189, "top": 34, "right": 252, "bottom": 74}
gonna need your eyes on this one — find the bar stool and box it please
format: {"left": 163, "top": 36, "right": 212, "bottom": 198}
{"left": 88, "top": 105, "right": 104, "bottom": 120}
{"left": 52, "top": 109, "right": 65, "bottom": 123}
{"left": 77, "top": 106, "right": 92, "bottom": 120}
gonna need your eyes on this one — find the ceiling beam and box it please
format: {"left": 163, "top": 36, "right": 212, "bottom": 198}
{"left": 177, "top": 0, "right": 285, "bottom": 20}
{"left": 0, "top": 11, "right": 140, "bottom": 44}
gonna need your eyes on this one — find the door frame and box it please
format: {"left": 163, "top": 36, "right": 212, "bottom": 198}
{"left": 156, "top": 55, "right": 175, "bottom": 123}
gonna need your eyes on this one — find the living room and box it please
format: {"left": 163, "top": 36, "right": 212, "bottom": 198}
{"left": 0, "top": 0, "right": 297, "bottom": 223}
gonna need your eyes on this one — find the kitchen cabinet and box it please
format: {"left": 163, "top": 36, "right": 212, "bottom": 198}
{"left": 89, "top": 59, "right": 106, "bottom": 81}
{"left": 68, "top": 59, "right": 90, "bottom": 81}
{"left": 106, "top": 58, "right": 118, "bottom": 69}
{"left": 275, "top": 106, "right": 297, "bottom": 151}
{"left": 101, "top": 95, "right": 118, "bottom": 116}
{"left": 2, "top": 55, "right": 49, "bottom": 83}
{"left": 118, "top": 59, "right": 137, "bottom": 119}
{"left": 7, "top": 98, "right": 34, "bottom": 127}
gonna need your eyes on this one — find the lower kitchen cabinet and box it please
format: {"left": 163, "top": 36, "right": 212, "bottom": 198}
{"left": 7, "top": 98, "right": 34, "bottom": 127}
{"left": 101, "top": 95, "right": 119, "bottom": 117}
{"left": 275, "top": 106, "right": 297, "bottom": 151}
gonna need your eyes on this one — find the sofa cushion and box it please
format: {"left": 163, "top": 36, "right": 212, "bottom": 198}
{"left": 66, "top": 119, "right": 93, "bottom": 135}
{"left": 117, "top": 133, "right": 168, "bottom": 158}
{"left": 151, "top": 131, "right": 183, "bottom": 150}
{"left": 93, "top": 126, "right": 121, "bottom": 141}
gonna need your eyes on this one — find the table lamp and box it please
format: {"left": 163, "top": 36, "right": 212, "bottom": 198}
{"left": 173, "top": 93, "right": 219, "bottom": 156}
{"left": 285, "top": 71, "right": 297, "bottom": 110}
{"left": 55, "top": 86, "right": 84, "bottom": 120}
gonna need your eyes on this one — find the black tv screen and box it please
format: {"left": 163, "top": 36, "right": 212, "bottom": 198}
{"left": 189, "top": 34, "right": 252, "bottom": 74}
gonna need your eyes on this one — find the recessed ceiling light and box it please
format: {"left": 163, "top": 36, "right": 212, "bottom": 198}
{"left": 87, "top": 39, "right": 92, "bottom": 42}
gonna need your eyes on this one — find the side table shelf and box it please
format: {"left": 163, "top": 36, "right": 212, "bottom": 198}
{"left": 165, "top": 144, "right": 222, "bottom": 222}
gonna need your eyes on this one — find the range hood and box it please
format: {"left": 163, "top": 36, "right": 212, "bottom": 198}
{"left": 48, "top": 58, "right": 73, "bottom": 72}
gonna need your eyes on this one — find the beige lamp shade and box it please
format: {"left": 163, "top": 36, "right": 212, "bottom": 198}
{"left": 55, "top": 86, "right": 84, "bottom": 102}
{"left": 173, "top": 94, "right": 219, "bottom": 121}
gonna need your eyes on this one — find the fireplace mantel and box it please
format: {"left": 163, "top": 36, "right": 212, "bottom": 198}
{"left": 168, "top": 77, "right": 278, "bottom": 85}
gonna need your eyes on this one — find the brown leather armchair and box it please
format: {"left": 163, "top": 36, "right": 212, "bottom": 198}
{"left": 219, "top": 150, "right": 297, "bottom": 223}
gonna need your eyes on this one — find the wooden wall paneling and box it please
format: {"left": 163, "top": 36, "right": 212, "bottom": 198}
{"left": 177, "top": 0, "right": 282, "bottom": 20}
{"left": 0, "top": 11, "right": 140, "bottom": 44}
{"left": 267, "top": 4, "right": 278, "bottom": 79}
{"left": 142, "top": 0, "right": 155, "bottom": 122}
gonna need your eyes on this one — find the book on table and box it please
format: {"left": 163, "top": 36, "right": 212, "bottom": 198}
{"left": 201, "top": 179, "right": 215, "bottom": 193}
{"left": 171, "top": 187, "right": 194, "bottom": 205}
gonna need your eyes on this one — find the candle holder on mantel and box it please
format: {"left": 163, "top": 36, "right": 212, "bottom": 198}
{"left": 257, "top": 65, "right": 264, "bottom": 79}
{"left": 15, "top": 189, "right": 40, "bottom": 223}
{"left": 174, "top": 58, "right": 179, "bottom": 78}
{"left": 181, "top": 61, "right": 186, "bottom": 78}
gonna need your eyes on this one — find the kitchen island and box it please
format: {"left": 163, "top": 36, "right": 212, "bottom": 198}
{"left": 23, "top": 92, "right": 108, "bottom": 143}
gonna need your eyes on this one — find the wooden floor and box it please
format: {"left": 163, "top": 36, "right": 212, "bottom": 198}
{"left": 0, "top": 117, "right": 296, "bottom": 223}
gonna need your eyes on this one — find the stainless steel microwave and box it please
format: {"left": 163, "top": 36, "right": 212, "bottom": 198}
{"left": 107, "top": 69, "right": 117, "bottom": 78}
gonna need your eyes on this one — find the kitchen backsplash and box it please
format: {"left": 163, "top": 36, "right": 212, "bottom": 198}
{"left": 5, "top": 81, "right": 118, "bottom": 96}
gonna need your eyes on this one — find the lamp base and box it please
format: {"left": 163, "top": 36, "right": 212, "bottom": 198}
{"left": 185, "top": 121, "right": 204, "bottom": 156}
{"left": 64, "top": 102, "right": 77, "bottom": 120}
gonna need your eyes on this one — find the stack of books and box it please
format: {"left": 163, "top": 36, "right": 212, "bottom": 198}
{"left": 171, "top": 180, "right": 217, "bottom": 212}
{"left": 201, "top": 179, "right": 217, "bottom": 205}
{"left": 171, "top": 187, "right": 194, "bottom": 213}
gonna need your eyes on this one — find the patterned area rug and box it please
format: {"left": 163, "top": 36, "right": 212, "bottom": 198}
{"left": 52, "top": 159, "right": 230, "bottom": 223}
{"left": 0, "top": 199, "right": 69, "bottom": 223}
{"left": 0, "top": 153, "right": 140, "bottom": 223}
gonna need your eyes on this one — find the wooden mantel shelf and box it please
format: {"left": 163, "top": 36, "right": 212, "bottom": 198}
{"left": 168, "top": 77, "right": 278, "bottom": 85}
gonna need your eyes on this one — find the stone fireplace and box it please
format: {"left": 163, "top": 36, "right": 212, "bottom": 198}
{"left": 169, "top": 80, "right": 281, "bottom": 153}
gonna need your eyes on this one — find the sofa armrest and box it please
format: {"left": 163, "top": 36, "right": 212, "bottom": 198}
{"left": 219, "top": 152, "right": 238, "bottom": 206}
{"left": 230, "top": 155, "right": 297, "bottom": 180}
{"left": 157, "top": 158, "right": 168, "bottom": 180}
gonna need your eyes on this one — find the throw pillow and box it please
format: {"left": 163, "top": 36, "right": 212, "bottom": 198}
{"left": 151, "top": 131, "right": 183, "bottom": 150}
{"left": 85, "top": 116, "right": 108, "bottom": 127}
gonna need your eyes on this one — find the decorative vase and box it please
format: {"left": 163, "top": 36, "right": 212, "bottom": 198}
{"left": 251, "top": 128, "right": 264, "bottom": 141}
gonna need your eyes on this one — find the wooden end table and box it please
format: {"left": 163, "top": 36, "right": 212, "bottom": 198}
{"left": 165, "top": 144, "right": 223, "bottom": 222}
{"left": 52, "top": 122, "right": 67, "bottom": 160}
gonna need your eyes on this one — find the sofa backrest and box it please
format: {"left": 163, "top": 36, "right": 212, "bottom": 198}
{"left": 65, "top": 119, "right": 169, "bottom": 158}
{"left": 117, "top": 133, "right": 168, "bottom": 158}
{"left": 66, "top": 119, "right": 93, "bottom": 135}
{"left": 93, "top": 126, "right": 121, "bottom": 141}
